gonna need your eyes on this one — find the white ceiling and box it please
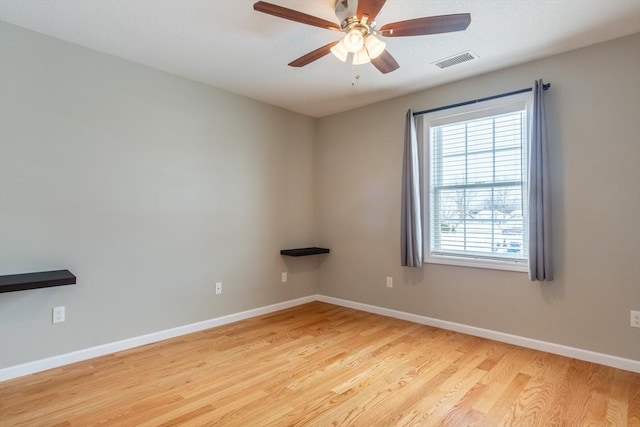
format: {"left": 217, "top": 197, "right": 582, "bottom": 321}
{"left": 1, "top": 0, "right": 639, "bottom": 117}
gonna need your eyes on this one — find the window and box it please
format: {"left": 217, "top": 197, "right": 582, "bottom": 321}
{"left": 423, "top": 93, "right": 532, "bottom": 271}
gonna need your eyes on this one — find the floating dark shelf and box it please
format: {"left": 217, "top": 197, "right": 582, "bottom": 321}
{"left": 280, "top": 247, "right": 330, "bottom": 257}
{"left": 0, "top": 270, "right": 76, "bottom": 293}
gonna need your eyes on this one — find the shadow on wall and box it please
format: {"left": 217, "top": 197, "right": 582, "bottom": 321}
{"left": 402, "top": 266, "right": 425, "bottom": 287}
{"left": 282, "top": 255, "right": 327, "bottom": 274}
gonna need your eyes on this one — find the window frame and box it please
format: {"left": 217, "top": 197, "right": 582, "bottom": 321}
{"left": 422, "top": 92, "right": 533, "bottom": 272}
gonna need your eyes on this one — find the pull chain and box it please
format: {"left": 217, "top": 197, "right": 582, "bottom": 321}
{"left": 351, "top": 63, "right": 360, "bottom": 87}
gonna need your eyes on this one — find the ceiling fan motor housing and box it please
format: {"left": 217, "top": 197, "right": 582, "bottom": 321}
{"left": 335, "top": 0, "right": 357, "bottom": 24}
{"left": 336, "top": 0, "right": 376, "bottom": 41}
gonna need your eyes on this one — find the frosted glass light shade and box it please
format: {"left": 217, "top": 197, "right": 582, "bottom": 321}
{"left": 365, "top": 35, "right": 386, "bottom": 59}
{"left": 352, "top": 48, "right": 371, "bottom": 65}
{"left": 330, "top": 40, "right": 349, "bottom": 62}
{"left": 343, "top": 29, "right": 365, "bottom": 53}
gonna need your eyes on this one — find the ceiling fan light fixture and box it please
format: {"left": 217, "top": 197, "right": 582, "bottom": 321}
{"left": 364, "top": 35, "right": 386, "bottom": 59}
{"left": 352, "top": 48, "right": 371, "bottom": 65}
{"left": 343, "top": 28, "right": 365, "bottom": 53}
{"left": 330, "top": 40, "right": 349, "bottom": 62}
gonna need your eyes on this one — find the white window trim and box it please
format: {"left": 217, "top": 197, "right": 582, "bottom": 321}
{"left": 422, "top": 92, "right": 533, "bottom": 272}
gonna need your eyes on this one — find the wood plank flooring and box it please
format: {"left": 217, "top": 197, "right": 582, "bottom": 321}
{"left": 1, "top": 301, "right": 639, "bottom": 426}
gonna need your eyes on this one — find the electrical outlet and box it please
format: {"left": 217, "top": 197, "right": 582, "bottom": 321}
{"left": 281, "top": 272, "right": 287, "bottom": 283}
{"left": 53, "top": 306, "right": 65, "bottom": 323}
{"left": 215, "top": 282, "right": 222, "bottom": 295}
{"left": 386, "top": 276, "right": 393, "bottom": 288}
{"left": 631, "top": 310, "right": 640, "bottom": 328}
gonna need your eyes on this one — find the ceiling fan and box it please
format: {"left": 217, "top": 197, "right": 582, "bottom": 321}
{"left": 253, "top": 0, "right": 471, "bottom": 74}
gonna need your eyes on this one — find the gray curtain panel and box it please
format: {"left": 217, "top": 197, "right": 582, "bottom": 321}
{"left": 528, "top": 80, "right": 553, "bottom": 281}
{"left": 401, "top": 109, "right": 423, "bottom": 267}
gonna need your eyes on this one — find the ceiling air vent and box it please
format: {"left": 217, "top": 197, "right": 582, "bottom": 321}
{"left": 433, "top": 51, "right": 478, "bottom": 69}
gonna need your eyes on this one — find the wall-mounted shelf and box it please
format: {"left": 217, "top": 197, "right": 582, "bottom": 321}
{"left": 0, "top": 270, "right": 76, "bottom": 293}
{"left": 280, "top": 247, "right": 330, "bottom": 257}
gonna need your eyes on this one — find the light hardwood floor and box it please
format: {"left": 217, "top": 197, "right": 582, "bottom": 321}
{"left": 1, "top": 301, "right": 639, "bottom": 426}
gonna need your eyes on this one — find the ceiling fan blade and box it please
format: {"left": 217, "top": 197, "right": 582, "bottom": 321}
{"left": 379, "top": 14, "right": 471, "bottom": 37}
{"left": 253, "top": 1, "right": 340, "bottom": 30}
{"left": 357, "top": 0, "right": 387, "bottom": 22}
{"left": 371, "top": 50, "right": 399, "bottom": 74}
{"left": 288, "top": 41, "right": 339, "bottom": 67}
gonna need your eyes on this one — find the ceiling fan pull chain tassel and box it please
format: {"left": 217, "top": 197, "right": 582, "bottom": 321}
{"left": 351, "top": 64, "right": 360, "bottom": 87}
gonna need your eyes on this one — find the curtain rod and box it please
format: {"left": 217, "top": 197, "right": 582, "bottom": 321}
{"left": 412, "top": 83, "right": 551, "bottom": 116}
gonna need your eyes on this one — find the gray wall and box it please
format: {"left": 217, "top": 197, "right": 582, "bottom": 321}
{"left": 316, "top": 33, "right": 640, "bottom": 360}
{"left": 0, "top": 22, "right": 318, "bottom": 368}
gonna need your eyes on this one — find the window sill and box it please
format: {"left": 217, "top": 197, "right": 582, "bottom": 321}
{"left": 425, "top": 255, "right": 528, "bottom": 273}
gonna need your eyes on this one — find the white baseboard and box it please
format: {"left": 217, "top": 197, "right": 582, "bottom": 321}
{"left": 0, "top": 295, "right": 315, "bottom": 382}
{"left": 2, "top": 293, "right": 638, "bottom": 381}
{"left": 316, "top": 295, "right": 640, "bottom": 374}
